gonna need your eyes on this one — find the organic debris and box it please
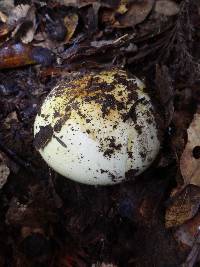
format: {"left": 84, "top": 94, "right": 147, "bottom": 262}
{"left": 165, "top": 185, "right": 200, "bottom": 228}
{"left": 0, "top": 152, "right": 9, "bottom": 189}
{"left": 0, "top": 0, "right": 200, "bottom": 266}
{"left": 155, "top": 0, "right": 180, "bottom": 16}
{"left": 180, "top": 112, "right": 200, "bottom": 187}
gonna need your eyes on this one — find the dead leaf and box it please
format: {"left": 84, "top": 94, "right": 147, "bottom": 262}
{"left": 0, "top": 152, "right": 10, "bottom": 189}
{"left": 171, "top": 109, "right": 193, "bottom": 159}
{"left": 56, "top": 244, "right": 88, "bottom": 267}
{"left": 0, "top": 43, "right": 35, "bottom": 69}
{"left": 174, "top": 213, "right": 200, "bottom": 267}
{"left": 8, "top": 4, "right": 31, "bottom": 26}
{"left": 64, "top": 13, "right": 79, "bottom": 42}
{"left": 175, "top": 212, "right": 200, "bottom": 248}
{"left": 20, "top": 6, "right": 37, "bottom": 44}
{"left": 60, "top": 0, "right": 120, "bottom": 8}
{"left": 117, "top": 0, "right": 154, "bottom": 28}
{"left": 180, "top": 112, "right": 200, "bottom": 186}
{"left": 0, "top": 0, "right": 14, "bottom": 15}
{"left": 165, "top": 185, "right": 200, "bottom": 228}
{"left": 182, "top": 243, "right": 200, "bottom": 267}
{"left": 155, "top": 0, "right": 180, "bottom": 16}
{"left": 0, "top": 23, "right": 10, "bottom": 38}
{"left": 0, "top": 43, "right": 54, "bottom": 69}
{"left": 4, "top": 111, "right": 18, "bottom": 129}
{"left": 101, "top": 9, "right": 116, "bottom": 26}
{"left": 90, "top": 34, "right": 129, "bottom": 48}
{"left": 92, "top": 263, "right": 118, "bottom": 267}
{"left": 0, "top": 11, "right": 8, "bottom": 23}
{"left": 155, "top": 65, "right": 174, "bottom": 127}
{"left": 116, "top": 0, "right": 128, "bottom": 15}
{"left": 9, "top": 5, "right": 37, "bottom": 44}
{"left": 60, "top": 0, "right": 78, "bottom": 5}
{"left": 6, "top": 197, "right": 29, "bottom": 226}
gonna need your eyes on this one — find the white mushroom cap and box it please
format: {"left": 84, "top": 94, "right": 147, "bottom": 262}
{"left": 34, "top": 69, "right": 160, "bottom": 185}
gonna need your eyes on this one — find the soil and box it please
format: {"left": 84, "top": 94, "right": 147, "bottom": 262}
{"left": 0, "top": 0, "right": 200, "bottom": 267}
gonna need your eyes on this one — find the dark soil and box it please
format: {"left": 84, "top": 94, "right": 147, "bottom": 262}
{"left": 0, "top": 0, "right": 200, "bottom": 266}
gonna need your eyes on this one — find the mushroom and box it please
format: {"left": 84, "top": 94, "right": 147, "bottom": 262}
{"left": 34, "top": 69, "right": 160, "bottom": 185}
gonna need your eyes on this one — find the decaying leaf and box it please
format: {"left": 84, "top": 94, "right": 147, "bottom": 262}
{"left": 0, "top": 11, "right": 8, "bottom": 23}
{"left": 6, "top": 197, "right": 29, "bottom": 225}
{"left": 180, "top": 112, "right": 200, "bottom": 186}
{"left": 101, "top": 9, "right": 116, "bottom": 26}
{"left": 182, "top": 242, "right": 200, "bottom": 267}
{"left": 165, "top": 185, "right": 200, "bottom": 228}
{"left": 60, "top": 0, "right": 120, "bottom": 8}
{"left": 0, "top": 152, "right": 10, "bottom": 189}
{"left": 0, "top": 43, "right": 54, "bottom": 69}
{"left": 117, "top": 0, "right": 154, "bottom": 28}
{"left": 0, "top": 23, "right": 10, "bottom": 38}
{"left": 20, "top": 6, "right": 37, "bottom": 44}
{"left": 174, "top": 213, "right": 200, "bottom": 267}
{"left": 64, "top": 13, "right": 79, "bottom": 42}
{"left": 58, "top": 249, "right": 88, "bottom": 267}
{"left": 174, "top": 212, "right": 200, "bottom": 248}
{"left": 8, "top": 4, "right": 31, "bottom": 26}
{"left": 60, "top": 0, "right": 78, "bottom": 6}
{"left": 116, "top": 1, "right": 128, "bottom": 15}
{"left": 92, "top": 263, "right": 118, "bottom": 267}
{"left": 0, "top": 43, "right": 35, "bottom": 69}
{"left": 155, "top": 65, "right": 174, "bottom": 127}
{"left": 0, "top": 0, "right": 14, "bottom": 15}
{"left": 155, "top": 0, "right": 180, "bottom": 16}
{"left": 10, "top": 5, "right": 37, "bottom": 44}
{"left": 4, "top": 111, "right": 18, "bottom": 129}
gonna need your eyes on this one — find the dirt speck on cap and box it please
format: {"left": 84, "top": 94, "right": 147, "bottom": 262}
{"left": 34, "top": 124, "right": 54, "bottom": 150}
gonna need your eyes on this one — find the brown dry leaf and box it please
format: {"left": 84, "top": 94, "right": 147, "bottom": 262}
{"left": 61, "top": 0, "right": 99, "bottom": 8}
{"left": 0, "top": 152, "right": 10, "bottom": 189}
{"left": 60, "top": 0, "right": 78, "bottom": 5}
{"left": 9, "top": 5, "right": 37, "bottom": 44}
{"left": 64, "top": 13, "right": 79, "bottom": 42}
{"left": 4, "top": 111, "right": 18, "bottom": 129}
{"left": 8, "top": 4, "right": 31, "bottom": 26}
{"left": 155, "top": 65, "right": 174, "bottom": 127}
{"left": 0, "top": 23, "right": 10, "bottom": 38}
{"left": 59, "top": 0, "right": 85, "bottom": 8}
{"left": 101, "top": 9, "right": 116, "bottom": 26}
{"left": 57, "top": 247, "right": 88, "bottom": 267}
{"left": 0, "top": 7, "right": 12, "bottom": 38}
{"left": 20, "top": 6, "right": 37, "bottom": 44}
{"left": 6, "top": 197, "right": 28, "bottom": 225}
{"left": 0, "top": 11, "right": 8, "bottom": 23}
{"left": 117, "top": 0, "right": 154, "bottom": 28}
{"left": 0, "top": 43, "right": 54, "bottom": 69}
{"left": 155, "top": 0, "right": 180, "bottom": 16}
{"left": 180, "top": 112, "right": 200, "bottom": 186}
{"left": 61, "top": 0, "right": 120, "bottom": 8}
{"left": 174, "top": 212, "right": 200, "bottom": 247}
{"left": 174, "top": 213, "right": 200, "bottom": 267}
{"left": 92, "top": 263, "right": 118, "bottom": 267}
{"left": 165, "top": 185, "right": 200, "bottom": 228}
{"left": 175, "top": 217, "right": 200, "bottom": 251}
{"left": 0, "top": 0, "right": 14, "bottom": 15}
{"left": 116, "top": 0, "right": 128, "bottom": 15}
